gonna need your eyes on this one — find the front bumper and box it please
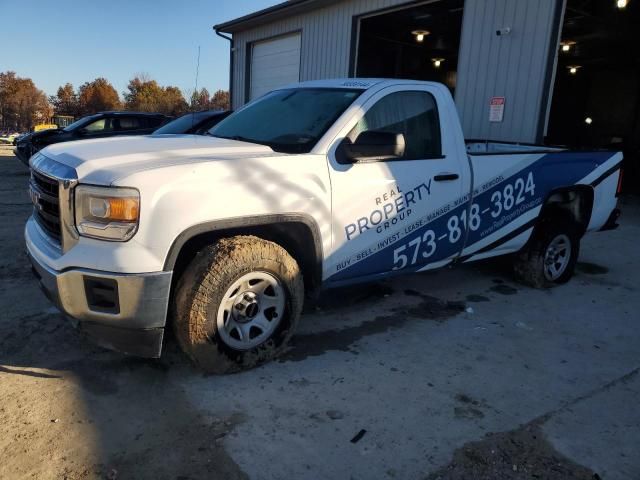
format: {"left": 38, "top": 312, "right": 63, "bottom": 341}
{"left": 28, "top": 248, "right": 172, "bottom": 358}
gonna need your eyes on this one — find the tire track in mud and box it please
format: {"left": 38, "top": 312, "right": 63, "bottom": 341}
{"left": 282, "top": 288, "right": 466, "bottom": 362}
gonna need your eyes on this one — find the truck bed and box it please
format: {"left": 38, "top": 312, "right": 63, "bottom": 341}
{"left": 458, "top": 140, "right": 622, "bottom": 263}
{"left": 466, "top": 139, "right": 565, "bottom": 155}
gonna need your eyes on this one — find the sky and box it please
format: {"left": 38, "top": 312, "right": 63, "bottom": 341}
{"left": 0, "top": 0, "right": 280, "bottom": 97}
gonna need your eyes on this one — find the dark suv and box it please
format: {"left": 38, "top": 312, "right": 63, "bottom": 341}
{"left": 14, "top": 111, "right": 172, "bottom": 165}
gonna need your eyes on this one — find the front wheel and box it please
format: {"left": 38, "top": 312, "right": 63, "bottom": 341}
{"left": 173, "top": 235, "right": 304, "bottom": 373}
{"left": 513, "top": 220, "right": 580, "bottom": 288}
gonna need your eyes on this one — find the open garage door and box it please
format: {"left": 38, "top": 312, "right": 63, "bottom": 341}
{"left": 546, "top": 0, "right": 640, "bottom": 193}
{"left": 249, "top": 33, "right": 301, "bottom": 101}
{"left": 354, "top": 1, "right": 463, "bottom": 93}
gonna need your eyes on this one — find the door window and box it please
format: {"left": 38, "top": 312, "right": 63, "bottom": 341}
{"left": 348, "top": 91, "right": 442, "bottom": 159}
{"left": 118, "top": 117, "right": 143, "bottom": 130}
{"left": 84, "top": 118, "right": 112, "bottom": 133}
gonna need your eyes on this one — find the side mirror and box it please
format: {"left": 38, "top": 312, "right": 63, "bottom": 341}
{"left": 339, "top": 130, "right": 405, "bottom": 163}
{"left": 76, "top": 128, "right": 88, "bottom": 136}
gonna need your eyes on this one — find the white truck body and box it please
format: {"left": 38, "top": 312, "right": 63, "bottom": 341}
{"left": 25, "top": 79, "right": 622, "bottom": 358}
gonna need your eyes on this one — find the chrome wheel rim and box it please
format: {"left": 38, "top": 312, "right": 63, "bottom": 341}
{"left": 543, "top": 234, "right": 571, "bottom": 281}
{"left": 216, "top": 271, "right": 285, "bottom": 350}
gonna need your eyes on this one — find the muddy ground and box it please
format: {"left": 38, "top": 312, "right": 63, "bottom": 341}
{"left": 1, "top": 145, "right": 638, "bottom": 479}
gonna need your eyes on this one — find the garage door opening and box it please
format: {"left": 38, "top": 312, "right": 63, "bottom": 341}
{"left": 354, "top": 0, "right": 464, "bottom": 93}
{"left": 249, "top": 33, "right": 301, "bottom": 101}
{"left": 546, "top": 0, "right": 640, "bottom": 192}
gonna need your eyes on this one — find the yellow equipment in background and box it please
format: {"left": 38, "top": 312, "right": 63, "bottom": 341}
{"left": 33, "top": 124, "right": 58, "bottom": 132}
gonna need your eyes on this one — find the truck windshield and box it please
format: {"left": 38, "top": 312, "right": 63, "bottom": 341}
{"left": 209, "top": 88, "right": 362, "bottom": 154}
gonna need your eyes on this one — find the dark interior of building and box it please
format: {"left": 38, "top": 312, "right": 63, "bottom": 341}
{"left": 546, "top": 0, "right": 640, "bottom": 191}
{"left": 355, "top": 0, "right": 638, "bottom": 192}
{"left": 355, "top": 0, "right": 464, "bottom": 93}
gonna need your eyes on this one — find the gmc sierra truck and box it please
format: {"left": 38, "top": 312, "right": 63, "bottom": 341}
{"left": 25, "top": 79, "right": 623, "bottom": 373}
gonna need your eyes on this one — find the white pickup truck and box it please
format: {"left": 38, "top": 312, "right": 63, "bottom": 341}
{"left": 26, "top": 79, "right": 623, "bottom": 373}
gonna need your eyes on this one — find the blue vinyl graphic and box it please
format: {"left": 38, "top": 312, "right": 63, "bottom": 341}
{"left": 328, "top": 151, "right": 618, "bottom": 283}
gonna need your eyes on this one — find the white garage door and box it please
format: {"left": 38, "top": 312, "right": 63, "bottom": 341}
{"left": 249, "top": 33, "right": 301, "bottom": 100}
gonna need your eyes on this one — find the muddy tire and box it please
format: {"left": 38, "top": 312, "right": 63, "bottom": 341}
{"left": 513, "top": 219, "right": 580, "bottom": 288}
{"left": 173, "top": 235, "right": 304, "bottom": 373}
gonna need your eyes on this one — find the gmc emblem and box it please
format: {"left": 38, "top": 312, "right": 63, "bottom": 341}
{"left": 29, "top": 185, "right": 43, "bottom": 211}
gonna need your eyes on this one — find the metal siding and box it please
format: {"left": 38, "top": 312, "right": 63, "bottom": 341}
{"left": 250, "top": 33, "right": 302, "bottom": 100}
{"left": 231, "top": 0, "right": 414, "bottom": 108}
{"left": 229, "top": 0, "right": 562, "bottom": 144}
{"left": 455, "top": 0, "right": 561, "bottom": 142}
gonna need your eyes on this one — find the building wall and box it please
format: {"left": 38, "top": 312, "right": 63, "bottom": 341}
{"left": 229, "top": 0, "right": 563, "bottom": 143}
{"left": 455, "top": 0, "right": 563, "bottom": 142}
{"left": 230, "top": 0, "right": 413, "bottom": 108}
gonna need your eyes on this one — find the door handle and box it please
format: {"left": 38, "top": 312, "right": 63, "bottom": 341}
{"left": 434, "top": 173, "right": 459, "bottom": 182}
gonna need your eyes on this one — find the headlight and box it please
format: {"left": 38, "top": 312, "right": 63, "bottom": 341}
{"left": 75, "top": 185, "right": 140, "bottom": 241}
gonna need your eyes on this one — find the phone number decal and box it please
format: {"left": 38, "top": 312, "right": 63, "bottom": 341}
{"left": 391, "top": 172, "right": 536, "bottom": 270}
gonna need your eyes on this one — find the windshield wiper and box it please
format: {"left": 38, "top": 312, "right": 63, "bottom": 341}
{"left": 212, "top": 134, "right": 271, "bottom": 147}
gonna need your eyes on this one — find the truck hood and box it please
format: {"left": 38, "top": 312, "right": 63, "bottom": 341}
{"left": 40, "top": 135, "right": 277, "bottom": 184}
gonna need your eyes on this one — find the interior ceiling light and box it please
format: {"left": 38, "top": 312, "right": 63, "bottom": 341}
{"left": 432, "top": 58, "right": 445, "bottom": 68}
{"left": 617, "top": 0, "right": 628, "bottom": 9}
{"left": 568, "top": 65, "right": 581, "bottom": 74}
{"left": 412, "top": 30, "right": 430, "bottom": 42}
{"left": 585, "top": 117, "right": 593, "bottom": 124}
{"left": 560, "top": 41, "right": 576, "bottom": 52}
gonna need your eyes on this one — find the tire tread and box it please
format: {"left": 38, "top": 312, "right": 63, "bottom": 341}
{"left": 173, "top": 235, "right": 303, "bottom": 373}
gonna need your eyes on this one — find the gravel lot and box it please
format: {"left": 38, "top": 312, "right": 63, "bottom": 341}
{"left": 1, "top": 144, "right": 639, "bottom": 479}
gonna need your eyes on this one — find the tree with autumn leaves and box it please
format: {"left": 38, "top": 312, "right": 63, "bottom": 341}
{"left": 79, "top": 78, "right": 122, "bottom": 113}
{"left": 190, "top": 88, "right": 230, "bottom": 112}
{"left": 123, "top": 75, "right": 188, "bottom": 116}
{"left": 1, "top": 70, "right": 231, "bottom": 131}
{"left": 52, "top": 75, "right": 230, "bottom": 117}
{"left": 0, "top": 72, "right": 52, "bottom": 131}
{"left": 49, "top": 83, "right": 79, "bottom": 117}
{"left": 49, "top": 78, "right": 121, "bottom": 117}
{"left": 124, "top": 75, "right": 230, "bottom": 115}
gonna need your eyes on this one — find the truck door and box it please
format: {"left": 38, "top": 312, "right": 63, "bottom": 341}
{"left": 326, "top": 86, "right": 468, "bottom": 284}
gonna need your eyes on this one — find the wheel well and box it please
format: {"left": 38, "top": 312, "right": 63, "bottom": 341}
{"left": 539, "top": 186, "right": 594, "bottom": 234}
{"left": 169, "top": 221, "right": 322, "bottom": 299}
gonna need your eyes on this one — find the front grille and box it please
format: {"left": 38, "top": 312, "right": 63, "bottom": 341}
{"left": 30, "top": 169, "right": 62, "bottom": 244}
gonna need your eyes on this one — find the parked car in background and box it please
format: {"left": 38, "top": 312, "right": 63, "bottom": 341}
{"left": 153, "top": 110, "right": 231, "bottom": 135}
{"left": 0, "top": 133, "right": 19, "bottom": 145}
{"left": 14, "top": 111, "right": 172, "bottom": 165}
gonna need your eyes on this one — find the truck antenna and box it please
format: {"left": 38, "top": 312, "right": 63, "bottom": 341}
{"left": 192, "top": 45, "right": 201, "bottom": 129}
{"left": 194, "top": 45, "right": 201, "bottom": 107}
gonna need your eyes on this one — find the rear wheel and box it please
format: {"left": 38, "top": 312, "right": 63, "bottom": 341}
{"left": 173, "top": 235, "right": 304, "bottom": 373}
{"left": 513, "top": 220, "right": 580, "bottom": 288}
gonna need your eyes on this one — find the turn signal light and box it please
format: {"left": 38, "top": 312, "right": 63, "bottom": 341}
{"left": 90, "top": 197, "right": 139, "bottom": 221}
